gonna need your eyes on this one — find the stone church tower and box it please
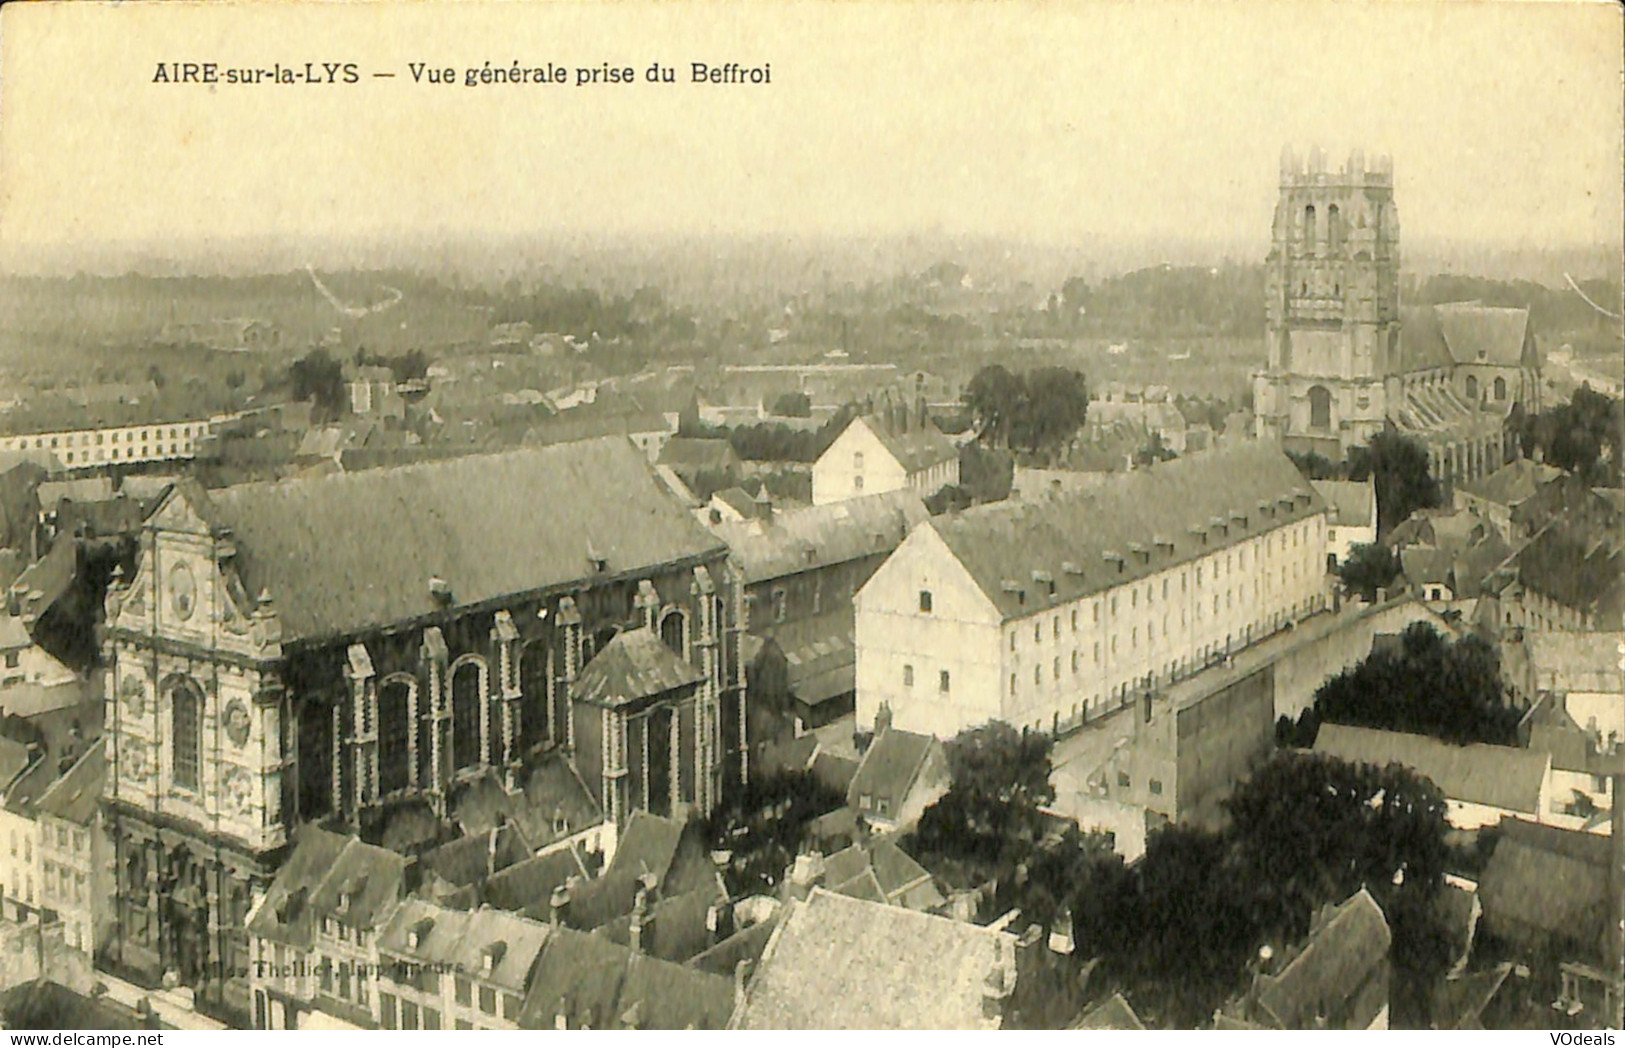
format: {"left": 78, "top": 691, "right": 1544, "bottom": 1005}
{"left": 1253, "top": 146, "right": 1401, "bottom": 457}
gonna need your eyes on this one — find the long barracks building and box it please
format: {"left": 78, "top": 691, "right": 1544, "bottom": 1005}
{"left": 854, "top": 442, "right": 1330, "bottom": 739}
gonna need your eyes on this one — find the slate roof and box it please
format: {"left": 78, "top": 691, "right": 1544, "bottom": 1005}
{"left": 0, "top": 735, "right": 34, "bottom": 794}
{"left": 598, "top": 883, "right": 727, "bottom": 963}
{"left": 709, "top": 487, "right": 761, "bottom": 521}
{"left": 1251, "top": 889, "right": 1391, "bottom": 1030}
{"left": 810, "top": 751, "right": 860, "bottom": 796}
{"left": 519, "top": 925, "right": 736, "bottom": 1029}
{"left": 247, "top": 825, "right": 353, "bottom": 948}
{"left": 185, "top": 438, "right": 724, "bottom": 643}
{"left": 1479, "top": 820, "right": 1611, "bottom": 959}
{"left": 1310, "top": 479, "right": 1374, "bottom": 528}
{"left": 1073, "top": 992, "right": 1145, "bottom": 1030}
{"left": 657, "top": 438, "right": 738, "bottom": 471}
{"left": 571, "top": 627, "right": 705, "bottom": 709}
{"left": 451, "top": 906, "right": 554, "bottom": 993}
{"left": 1434, "top": 303, "right": 1535, "bottom": 368}
{"left": 1396, "top": 307, "right": 1458, "bottom": 374}
{"left": 37, "top": 478, "right": 115, "bottom": 508}
{"left": 449, "top": 753, "right": 602, "bottom": 851}
{"left": 924, "top": 441, "right": 1322, "bottom": 621}
{"left": 482, "top": 844, "right": 590, "bottom": 914}
{"left": 561, "top": 810, "right": 687, "bottom": 931}
{"left": 419, "top": 825, "right": 530, "bottom": 888}
{"left": 34, "top": 737, "right": 104, "bottom": 825}
{"left": 1514, "top": 520, "right": 1624, "bottom": 623}
{"left": 710, "top": 489, "right": 927, "bottom": 584}
{"left": 1459, "top": 459, "right": 1561, "bottom": 510}
{"left": 736, "top": 887, "right": 1016, "bottom": 1029}
{"left": 1313, "top": 724, "right": 1549, "bottom": 815}
{"left": 686, "top": 916, "right": 776, "bottom": 977}
{"left": 861, "top": 416, "right": 959, "bottom": 475}
{"left": 308, "top": 833, "right": 411, "bottom": 931}
{"left": 847, "top": 727, "right": 935, "bottom": 812}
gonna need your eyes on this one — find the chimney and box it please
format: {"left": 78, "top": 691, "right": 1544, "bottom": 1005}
{"left": 549, "top": 883, "right": 572, "bottom": 926}
{"left": 873, "top": 701, "right": 893, "bottom": 737}
{"left": 733, "top": 959, "right": 752, "bottom": 1013}
{"left": 630, "top": 883, "right": 650, "bottom": 954}
{"left": 428, "top": 576, "right": 453, "bottom": 606}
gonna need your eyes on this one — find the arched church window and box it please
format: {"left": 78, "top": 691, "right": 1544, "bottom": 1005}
{"left": 1303, "top": 205, "right": 1316, "bottom": 250}
{"left": 1465, "top": 375, "right": 1479, "bottom": 402}
{"left": 450, "top": 659, "right": 485, "bottom": 772}
{"left": 1494, "top": 377, "right": 1506, "bottom": 400}
{"left": 168, "top": 676, "right": 204, "bottom": 790}
{"left": 378, "top": 677, "right": 414, "bottom": 795}
{"left": 1328, "top": 205, "right": 1342, "bottom": 252}
{"left": 660, "top": 609, "right": 687, "bottom": 655}
{"left": 519, "top": 641, "right": 553, "bottom": 752}
{"left": 1308, "top": 386, "right": 1332, "bottom": 430}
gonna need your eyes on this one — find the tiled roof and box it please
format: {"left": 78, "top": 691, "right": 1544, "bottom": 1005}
{"left": 613, "top": 951, "right": 736, "bottom": 1029}
{"left": 1396, "top": 306, "right": 1457, "bottom": 373}
{"left": 925, "top": 441, "right": 1323, "bottom": 621}
{"left": 686, "top": 917, "right": 776, "bottom": 978}
{"left": 419, "top": 825, "right": 530, "bottom": 888}
{"left": 1310, "top": 480, "right": 1374, "bottom": 528}
{"left": 449, "top": 753, "right": 602, "bottom": 852}
{"left": 598, "top": 883, "right": 727, "bottom": 964}
{"left": 736, "top": 887, "right": 1017, "bottom": 1029}
{"left": 308, "top": 834, "right": 410, "bottom": 930}
{"left": 1514, "top": 521, "right": 1624, "bottom": 623}
{"left": 710, "top": 489, "right": 927, "bottom": 584}
{"left": 832, "top": 868, "right": 888, "bottom": 903}
{"left": 448, "top": 906, "right": 553, "bottom": 993}
{"left": 709, "top": 488, "right": 760, "bottom": 521}
{"left": 1313, "top": 724, "right": 1549, "bottom": 814}
{"left": 571, "top": 627, "right": 705, "bottom": 709}
{"left": 1252, "top": 889, "right": 1391, "bottom": 1029}
{"left": 187, "top": 438, "right": 723, "bottom": 643}
{"left": 847, "top": 727, "right": 935, "bottom": 812}
{"left": 810, "top": 751, "right": 860, "bottom": 796}
{"left": 561, "top": 810, "right": 687, "bottom": 931}
{"left": 0, "top": 735, "right": 33, "bottom": 793}
{"left": 377, "top": 897, "right": 472, "bottom": 964}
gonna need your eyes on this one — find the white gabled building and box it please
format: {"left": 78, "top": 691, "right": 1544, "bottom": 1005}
{"left": 812, "top": 412, "right": 959, "bottom": 507}
{"left": 854, "top": 442, "right": 1332, "bottom": 739}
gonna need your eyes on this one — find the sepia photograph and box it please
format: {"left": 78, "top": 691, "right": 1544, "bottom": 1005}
{"left": 0, "top": 0, "right": 1620, "bottom": 1033}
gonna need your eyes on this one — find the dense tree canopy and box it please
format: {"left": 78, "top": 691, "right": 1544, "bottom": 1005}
{"left": 288, "top": 348, "right": 347, "bottom": 421}
{"left": 1513, "top": 386, "right": 1623, "bottom": 487}
{"left": 703, "top": 770, "right": 846, "bottom": 897}
{"left": 1067, "top": 750, "right": 1454, "bottom": 1028}
{"left": 915, "top": 722, "right": 1056, "bottom": 870}
{"left": 963, "top": 365, "right": 1090, "bottom": 456}
{"left": 1337, "top": 542, "right": 1402, "bottom": 602}
{"left": 1293, "top": 621, "right": 1518, "bottom": 746}
{"left": 1349, "top": 430, "right": 1442, "bottom": 537}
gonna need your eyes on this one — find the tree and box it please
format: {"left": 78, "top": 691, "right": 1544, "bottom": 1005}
{"left": 1351, "top": 429, "right": 1441, "bottom": 537}
{"left": 703, "top": 770, "right": 846, "bottom": 897}
{"left": 769, "top": 391, "right": 812, "bottom": 418}
{"left": 1336, "top": 542, "right": 1401, "bottom": 602}
{"left": 288, "top": 348, "right": 347, "bottom": 422}
{"left": 1298, "top": 621, "right": 1519, "bottom": 746}
{"left": 1516, "top": 385, "right": 1623, "bottom": 487}
{"left": 1014, "top": 367, "right": 1090, "bottom": 455}
{"left": 963, "top": 364, "right": 1025, "bottom": 448}
{"left": 915, "top": 723, "right": 1055, "bottom": 869}
{"left": 1060, "top": 277, "right": 1091, "bottom": 325}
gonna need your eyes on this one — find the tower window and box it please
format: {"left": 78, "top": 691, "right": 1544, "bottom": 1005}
{"left": 918, "top": 590, "right": 932, "bottom": 613}
{"left": 1303, "top": 204, "right": 1317, "bottom": 250}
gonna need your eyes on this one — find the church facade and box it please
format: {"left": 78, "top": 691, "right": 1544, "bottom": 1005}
{"left": 1253, "top": 147, "right": 1541, "bottom": 484}
{"left": 97, "top": 438, "right": 747, "bottom": 1022}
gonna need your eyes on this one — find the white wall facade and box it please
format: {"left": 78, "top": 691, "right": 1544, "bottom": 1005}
{"left": 0, "top": 417, "right": 221, "bottom": 469}
{"left": 813, "top": 418, "right": 908, "bottom": 506}
{"left": 856, "top": 512, "right": 1331, "bottom": 739}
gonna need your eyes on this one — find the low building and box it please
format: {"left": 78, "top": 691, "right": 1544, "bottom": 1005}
{"left": 1312, "top": 723, "right": 1551, "bottom": 830}
{"left": 34, "top": 739, "right": 110, "bottom": 959}
{"left": 518, "top": 922, "right": 737, "bottom": 1029}
{"left": 0, "top": 611, "right": 74, "bottom": 690}
{"left": 0, "top": 734, "right": 41, "bottom": 920}
{"left": 1311, "top": 479, "right": 1376, "bottom": 570}
{"left": 1478, "top": 818, "right": 1613, "bottom": 965}
{"left": 245, "top": 827, "right": 410, "bottom": 1030}
{"left": 377, "top": 901, "right": 549, "bottom": 1030}
{"left": 846, "top": 720, "right": 948, "bottom": 833}
{"left": 812, "top": 412, "right": 958, "bottom": 507}
{"left": 733, "top": 886, "right": 1019, "bottom": 1029}
{"left": 1217, "top": 888, "right": 1391, "bottom": 1030}
{"left": 1456, "top": 458, "right": 1563, "bottom": 537}
{"left": 0, "top": 415, "right": 224, "bottom": 470}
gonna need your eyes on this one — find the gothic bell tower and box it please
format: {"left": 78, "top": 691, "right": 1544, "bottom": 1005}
{"left": 1253, "top": 145, "right": 1400, "bottom": 457}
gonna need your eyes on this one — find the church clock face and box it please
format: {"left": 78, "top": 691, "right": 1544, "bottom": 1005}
{"left": 169, "top": 562, "right": 197, "bottom": 621}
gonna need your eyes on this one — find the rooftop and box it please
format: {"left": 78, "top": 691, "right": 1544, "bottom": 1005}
{"left": 847, "top": 727, "right": 937, "bottom": 813}
{"left": 710, "top": 489, "right": 928, "bottom": 585}
{"left": 173, "top": 438, "right": 724, "bottom": 643}
{"left": 570, "top": 627, "right": 705, "bottom": 709}
{"left": 1310, "top": 479, "right": 1374, "bottom": 529}
{"left": 920, "top": 442, "right": 1322, "bottom": 621}
{"left": 1312, "top": 723, "right": 1549, "bottom": 815}
{"left": 735, "top": 887, "right": 1016, "bottom": 1029}
{"left": 1251, "top": 889, "right": 1391, "bottom": 1030}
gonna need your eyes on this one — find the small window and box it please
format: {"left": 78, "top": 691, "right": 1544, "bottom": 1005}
{"left": 919, "top": 590, "right": 932, "bottom": 613}
{"left": 1033, "top": 666, "right": 1041, "bottom": 685}
{"left": 903, "top": 664, "right": 914, "bottom": 687}
{"left": 1117, "top": 771, "right": 1130, "bottom": 788}
{"left": 939, "top": 670, "right": 950, "bottom": 693}
{"left": 380, "top": 994, "right": 398, "bottom": 1029}
{"left": 853, "top": 475, "right": 864, "bottom": 491}
{"left": 1010, "top": 674, "right": 1017, "bottom": 696}
{"left": 455, "top": 977, "right": 472, "bottom": 1007}
{"left": 1071, "top": 652, "right": 1079, "bottom": 673}
{"left": 479, "top": 986, "right": 497, "bottom": 1015}
{"left": 401, "top": 1000, "right": 418, "bottom": 1030}
{"left": 1070, "top": 610, "right": 1078, "bottom": 631}
{"left": 1149, "top": 779, "right": 1163, "bottom": 796}
{"left": 772, "top": 588, "right": 787, "bottom": 623}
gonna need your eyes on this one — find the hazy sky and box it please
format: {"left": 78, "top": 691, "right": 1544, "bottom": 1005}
{"left": 1, "top": 0, "right": 1620, "bottom": 264}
